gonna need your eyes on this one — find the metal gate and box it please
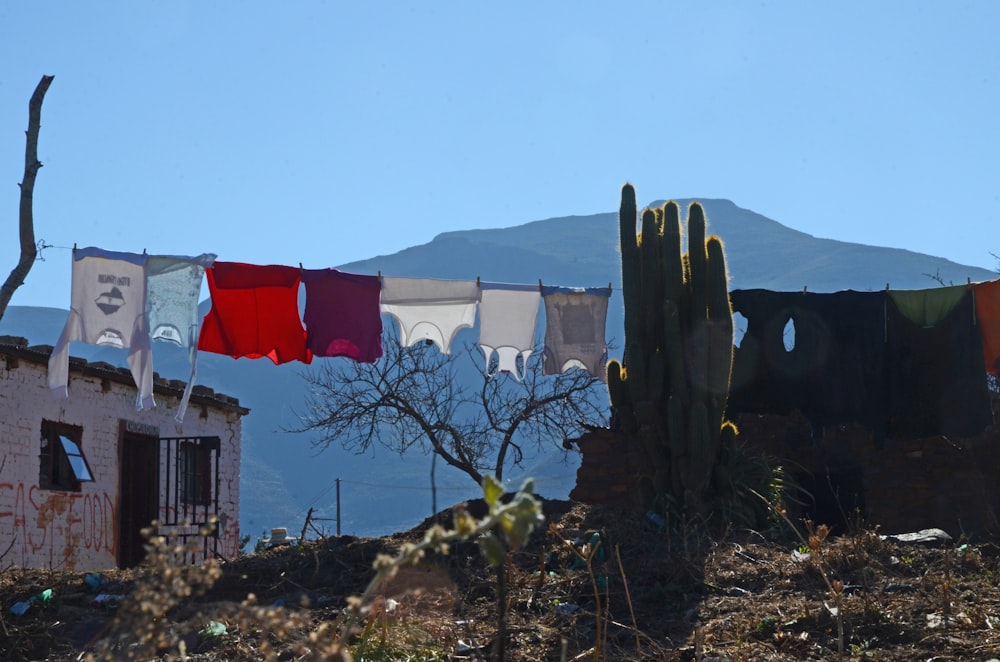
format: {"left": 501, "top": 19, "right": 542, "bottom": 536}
{"left": 158, "top": 436, "right": 221, "bottom": 563}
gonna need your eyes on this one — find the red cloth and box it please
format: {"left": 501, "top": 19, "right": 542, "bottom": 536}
{"left": 302, "top": 268, "right": 383, "bottom": 362}
{"left": 198, "top": 262, "right": 311, "bottom": 364}
{"left": 972, "top": 279, "right": 1000, "bottom": 375}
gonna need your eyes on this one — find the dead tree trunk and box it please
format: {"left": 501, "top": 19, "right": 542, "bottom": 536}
{"left": 0, "top": 74, "right": 55, "bottom": 322}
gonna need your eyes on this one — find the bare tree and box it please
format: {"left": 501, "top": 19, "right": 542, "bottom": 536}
{"left": 294, "top": 339, "right": 608, "bottom": 484}
{"left": 0, "top": 75, "right": 55, "bottom": 322}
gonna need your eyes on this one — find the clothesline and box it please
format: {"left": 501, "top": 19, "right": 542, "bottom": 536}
{"left": 728, "top": 283, "right": 1000, "bottom": 442}
{"left": 47, "top": 246, "right": 1000, "bottom": 428}
{"left": 48, "top": 248, "right": 614, "bottom": 423}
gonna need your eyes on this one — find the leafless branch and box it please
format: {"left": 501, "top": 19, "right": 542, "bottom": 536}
{"left": 290, "top": 339, "right": 607, "bottom": 485}
{"left": 921, "top": 269, "right": 951, "bottom": 287}
{"left": 0, "top": 75, "right": 54, "bottom": 322}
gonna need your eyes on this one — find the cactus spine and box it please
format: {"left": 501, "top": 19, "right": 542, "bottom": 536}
{"left": 607, "top": 184, "right": 736, "bottom": 517}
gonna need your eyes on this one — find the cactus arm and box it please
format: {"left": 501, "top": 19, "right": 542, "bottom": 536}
{"left": 619, "top": 184, "right": 641, "bottom": 348}
{"left": 687, "top": 202, "right": 708, "bottom": 319}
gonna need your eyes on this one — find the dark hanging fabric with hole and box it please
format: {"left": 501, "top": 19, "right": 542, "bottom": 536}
{"left": 729, "top": 289, "right": 890, "bottom": 441}
{"left": 885, "top": 288, "right": 992, "bottom": 439}
{"left": 729, "top": 289, "right": 811, "bottom": 416}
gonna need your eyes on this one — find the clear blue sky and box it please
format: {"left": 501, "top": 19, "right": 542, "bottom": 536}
{"left": 2, "top": 2, "right": 998, "bottom": 311}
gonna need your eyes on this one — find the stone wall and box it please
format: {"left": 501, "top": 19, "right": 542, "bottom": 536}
{"left": 0, "top": 337, "right": 247, "bottom": 571}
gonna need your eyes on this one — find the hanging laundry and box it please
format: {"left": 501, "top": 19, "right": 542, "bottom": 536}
{"left": 48, "top": 247, "right": 154, "bottom": 409}
{"left": 729, "top": 289, "right": 808, "bottom": 417}
{"left": 197, "top": 262, "right": 311, "bottom": 364}
{"left": 729, "top": 289, "right": 890, "bottom": 440}
{"left": 971, "top": 279, "right": 1000, "bottom": 375}
{"left": 478, "top": 282, "right": 541, "bottom": 380}
{"left": 146, "top": 253, "right": 217, "bottom": 422}
{"left": 889, "top": 285, "right": 967, "bottom": 328}
{"left": 794, "top": 290, "right": 889, "bottom": 438}
{"left": 301, "top": 268, "right": 383, "bottom": 363}
{"left": 379, "top": 277, "right": 480, "bottom": 354}
{"left": 886, "top": 288, "right": 992, "bottom": 438}
{"left": 540, "top": 285, "right": 610, "bottom": 382}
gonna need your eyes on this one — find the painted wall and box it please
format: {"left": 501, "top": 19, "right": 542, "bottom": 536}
{"left": 0, "top": 349, "right": 243, "bottom": 571}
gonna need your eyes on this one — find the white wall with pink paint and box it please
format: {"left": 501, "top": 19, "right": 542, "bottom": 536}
{"left": 0, "top": 340, "right": 244, "bottom": 571}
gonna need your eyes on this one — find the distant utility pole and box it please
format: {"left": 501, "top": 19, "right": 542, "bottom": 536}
{"left": 336, "top": 478, "right": 341, "bottom": 536}
{"left": 0, "top": 75, "right": 54, "bottom": 322}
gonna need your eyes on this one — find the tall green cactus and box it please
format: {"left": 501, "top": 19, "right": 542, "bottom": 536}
{"left": 607, "top": 183, "right": 739, "bottom": 518}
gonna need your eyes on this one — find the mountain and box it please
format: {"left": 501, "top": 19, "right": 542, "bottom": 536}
{"left": 341, "top": 199, "right": 990, "bottom": 293}
{"left": 2, "top": 199, "right": 995, "bottom": 541}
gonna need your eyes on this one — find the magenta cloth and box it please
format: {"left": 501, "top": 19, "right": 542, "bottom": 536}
{"left": 302, "top": 268, "right": 383, "bottom": 362}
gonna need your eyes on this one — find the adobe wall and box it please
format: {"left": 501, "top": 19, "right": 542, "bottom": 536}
{"left": 734, "top": 412, "right": 1000, "bottom": 537}
{"left": 568, "top": 429, "right": 645, "bottom": 509}
{"left": 571, "top": 412, "right": 1000, "bottom": 538}
{"left": 0, "top": 340, "right": 245, "bottom": 571}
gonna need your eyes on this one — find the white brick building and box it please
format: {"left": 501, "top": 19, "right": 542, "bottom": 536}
{"left": 0, "top": 336, "right": 247, "bottom": 571}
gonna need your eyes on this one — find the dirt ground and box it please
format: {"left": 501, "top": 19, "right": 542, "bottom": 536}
{"left": 3, "top": 497, "right": 1000, "bottom": 661}
{"left": 0, "top": 501, "right": 1000, "bottom": 661}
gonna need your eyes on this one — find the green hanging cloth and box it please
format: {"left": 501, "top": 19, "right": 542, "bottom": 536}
{"left": 889, "top": 285, "right": 968, "bottom": 328}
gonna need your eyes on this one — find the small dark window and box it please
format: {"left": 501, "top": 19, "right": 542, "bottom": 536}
{"left": 179, "top": 441, "right": 211, "bottom": 505}
{"left": 40, "top": 421, "right": 93, "bottom": 491}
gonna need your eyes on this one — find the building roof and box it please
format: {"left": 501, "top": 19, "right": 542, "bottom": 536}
{"left": 0, "top": 335, "right": 249, "bottom": 416}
